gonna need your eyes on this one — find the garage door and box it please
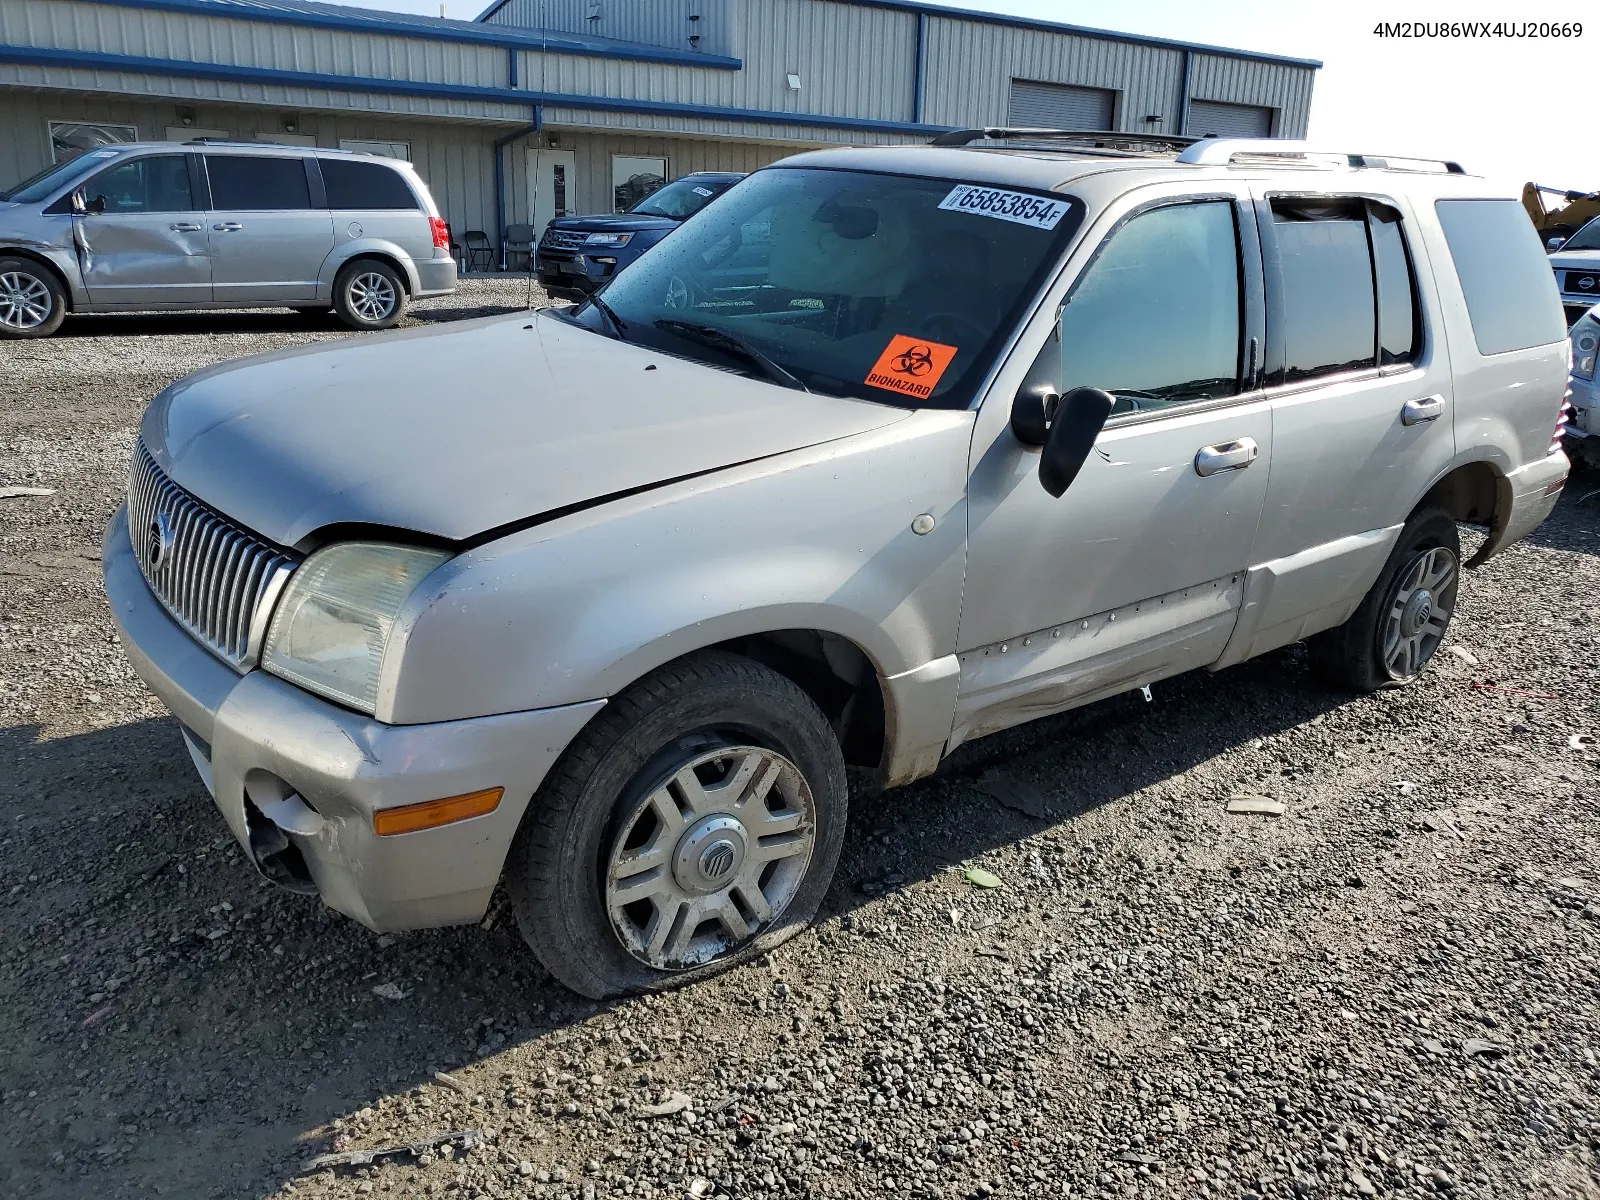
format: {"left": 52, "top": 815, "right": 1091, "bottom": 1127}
{"left": 1187, "top": 100, "right": 1274, "bottom": 139}
{"left": 1008, "top": 80, "right": 1115, "bottom": 130}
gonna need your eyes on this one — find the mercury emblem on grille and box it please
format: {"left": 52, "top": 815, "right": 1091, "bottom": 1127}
{"left": 148, "top": 511, "right": 175, "bottom": 569}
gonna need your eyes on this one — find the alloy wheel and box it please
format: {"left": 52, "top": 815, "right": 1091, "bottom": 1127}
{"left": 1380, "top": 544, "right": 1457, "bottom": 680}
{"left": 347, "top": 272, "right": 398, "bottom": 322}
{"left": 0, "top": 271, "right": 52, "bottom": 331}
{"left": 605, "top": 743, "right": 816, "bottom": 971}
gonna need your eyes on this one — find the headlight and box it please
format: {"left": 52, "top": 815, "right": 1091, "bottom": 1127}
{"left": 262, "top": 542, "right": 450, "bottom": 714}
{"left": 1574, "top": 323, "right": 1598, "bottom": 381}
{"left": 584, "top": 231, "right": 634, "bottom": 247}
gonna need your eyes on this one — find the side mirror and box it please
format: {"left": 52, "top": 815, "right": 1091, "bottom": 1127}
{"left": 1038, "top": 387, "right": 1114, "bottom": 498}
{"left": 1547, "top": 236, "right": 1567, "bottom": 252}
{"left": 71, "top": 190, "right": 104, "bottom": 216}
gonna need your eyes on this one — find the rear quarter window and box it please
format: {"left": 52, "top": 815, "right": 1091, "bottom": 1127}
{"left": 1435, "top": 199, "right": 1565, "bottom": 355}
{"left": 321, "top": 159, "right": 420, "bottom": 211}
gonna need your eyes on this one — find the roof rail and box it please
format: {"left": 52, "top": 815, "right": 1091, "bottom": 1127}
{"left": 182, "top": 137, "right": 309, "bottom": 148}
{"left": 930, "top": 128, "right": 1199, "bottom": 151}
{"left": 1175, "top": 138, "right": 1466, "bottom": 174}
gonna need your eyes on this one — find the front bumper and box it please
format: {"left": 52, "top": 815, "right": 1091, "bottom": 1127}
{"left": 1567, "top": 373, "right": 1597, "bottom": 437}
{"left": 103, "top": 509, "right": 603, "bottom": 931}
{"left": 535, "top": 249, "right": 612, "bottom": 296}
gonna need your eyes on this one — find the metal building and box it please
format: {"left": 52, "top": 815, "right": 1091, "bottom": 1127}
{"left": 0, "top": 0, "right": 1317, "bottom": 262}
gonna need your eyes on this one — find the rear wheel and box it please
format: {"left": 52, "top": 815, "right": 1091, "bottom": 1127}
{"left": 1308, "top": 506, "right": 1461, "bottom": 692}
{"left": 506, "top": 651, "right": 848, "bottom": 998}
{"left": 332, "top": 260, "right": 406, "bottom": 330}
{"left": 0, "top": 257, "right": 66, "bottom": 338}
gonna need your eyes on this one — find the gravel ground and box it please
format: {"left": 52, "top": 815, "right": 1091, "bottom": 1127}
{"left": 2, "top": 279, "right": 1599, "bottom": 1200}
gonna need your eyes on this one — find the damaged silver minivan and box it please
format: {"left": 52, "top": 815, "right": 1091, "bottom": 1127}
{"left": 104, "top": 133, "right": 1570, "bottom": 997}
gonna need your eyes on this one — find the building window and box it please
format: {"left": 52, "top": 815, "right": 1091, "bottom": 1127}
{"left": 49, "top": 121, "right": 137, "bottom": 162}
{"left": 613, "top": 155, "right": 667, "bottom": 213}
{"left": 340, "top": 139, "right": 412, "bottom": 160}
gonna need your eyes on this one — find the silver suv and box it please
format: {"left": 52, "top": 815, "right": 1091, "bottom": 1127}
{"left": 103, "top": 134, "right": 1571, "bottom": 998}
{"left": 0, "top": 140, "right": 455, "bottom": 336}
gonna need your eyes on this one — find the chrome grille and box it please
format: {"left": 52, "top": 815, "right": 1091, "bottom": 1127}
{"left": 540, "top": 228, "right": 587, "bottom": 251}
{"left": 127, "top": 441, "right": 298, "bottom": 671}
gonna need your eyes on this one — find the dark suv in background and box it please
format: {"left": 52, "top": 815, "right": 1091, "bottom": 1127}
{"left": 535, "top": 171, "right": 742, "bottom": 299}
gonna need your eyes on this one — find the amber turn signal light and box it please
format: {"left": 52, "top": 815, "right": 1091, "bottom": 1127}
{"left": 373, "top": 787, "right": 504, "bottom": 836}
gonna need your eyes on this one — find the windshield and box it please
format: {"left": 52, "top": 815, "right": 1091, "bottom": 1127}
{"left": 575, "top": 167, "right": 1083, "bottom": 409}
{"left": 0, "top": 150, "right": 111, "bottom": 204}
{"left": 631, "top": 176, "right": 734, "bottom": 220}
{"left": 1567, "top": 216, "right": 1600, "bottom": 252}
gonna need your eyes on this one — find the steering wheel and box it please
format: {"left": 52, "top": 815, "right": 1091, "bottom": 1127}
{"left": 915, "top": 310, "right": 988, "bottom": 348}
{"left": 663, "top": 275, "right": 694, "bottom": 311}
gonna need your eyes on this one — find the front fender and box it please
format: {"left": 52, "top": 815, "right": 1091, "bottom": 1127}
{"left": 1, "top": 237, "right": 86, "bottom": 309}
{"left": 380, "top": 410, "right": 974, "bottom": 727}
{"left": 320, "top": 238, "right": 420, "bottom": 298}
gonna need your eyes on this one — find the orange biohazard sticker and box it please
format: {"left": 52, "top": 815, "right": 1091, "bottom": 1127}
{"left": 864, "top": 335, "right": 959, "bottom": 401}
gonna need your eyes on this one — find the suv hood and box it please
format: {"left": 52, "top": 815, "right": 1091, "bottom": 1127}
{"left": 142, "top": 311, "right": 907, "bottom": 548}
{"left": 548, "top": 213, "right": 677, "bottom": 234}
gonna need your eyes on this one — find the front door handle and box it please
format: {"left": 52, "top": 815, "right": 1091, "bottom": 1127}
{"left": 212, "top": 221, "right": 243, "bottom": 232}
{"left": 169, "top": 222, "right": 203, "bottom": 232}
{"left": 1401, "top": 394, "right": 1445, "bottom": 425}
{"left": 1194, "top": 437, "right": 1259, "bottom": 477}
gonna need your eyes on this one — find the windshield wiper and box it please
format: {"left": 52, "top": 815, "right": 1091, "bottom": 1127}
{"left": 584, "top": 292, "right": 629, "bottom": 340}
{"left": 653, "top": 319, "right": 810, "bottom": 392}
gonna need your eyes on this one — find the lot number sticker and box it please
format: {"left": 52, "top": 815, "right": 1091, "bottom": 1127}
{"left": 865, "top": 335, "right": 959, "bottom": 400}
{"left": 938, "top": 185, "right": 1070, "bottom": 230}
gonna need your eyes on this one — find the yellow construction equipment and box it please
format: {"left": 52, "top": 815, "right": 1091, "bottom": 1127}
{"left": 1523, "top": 183, "right": 1600, "bottom": 245}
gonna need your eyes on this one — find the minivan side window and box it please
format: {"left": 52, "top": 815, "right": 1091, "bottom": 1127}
{"left": 82, "top": 155, "right": 193, "bottom": 214}
{"left": 1435, "top": 198, "right": 1566, "bottom": 355}
{"left": 320, "top": 159, "right": 419, "bottom": 211}
{"left": 206, "top": 156, "right": 311, "bottom": 211}
{"left": 1057, "top": 200, "right": 1242, "bottom": 414}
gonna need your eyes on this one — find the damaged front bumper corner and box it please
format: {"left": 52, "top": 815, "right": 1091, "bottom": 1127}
{"left": 103, "top": 507, "right": 604, "bottom": 931}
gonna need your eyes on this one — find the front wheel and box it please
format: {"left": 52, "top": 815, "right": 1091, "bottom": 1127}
{"left": 333, "top": 260, "right": 406, "bottom": 330}
{"left": 1308, "top": 506, "right": 1461, "bottom": 691}
{"left": 0, "top": 257, "right": 66, "bottom": 338}
{"left": 507, "top": 652, "right": 848, "bottom": 998}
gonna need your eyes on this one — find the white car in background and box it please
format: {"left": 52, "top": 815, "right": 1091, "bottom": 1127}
{"left": 1549, "top": 215, "right": 1600, "bottom": 324}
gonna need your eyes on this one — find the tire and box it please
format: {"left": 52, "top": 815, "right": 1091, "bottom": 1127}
{"left": 0, "top": 256, "right": 67, "bottom": 338}
{"left": 332, "top": 259, "right": 406, "bottom": 331}
{"left": 507, "top": 651, "right": 849, "bottom": 999}
{"left": 1307, "top": 505, "right": 1461, "bottom": 692}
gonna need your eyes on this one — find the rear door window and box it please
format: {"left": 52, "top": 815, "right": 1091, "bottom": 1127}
{"left": 1435, "top": 198, "right": 1566, "bottom": 355}
{"left": 320, "top": 159, "right": 419, "bottom": 210}
{"left": 1057, "top": 199, "right": 1243, "bottom": 413}
{"left": 82, "top": 155, "right": 194, "bottom": 213}
{"left": 1268, "top": 197, "right": 1425, "bottom": 383}
{"left": 205, "top": 155, "right": 311, "bottom": 210}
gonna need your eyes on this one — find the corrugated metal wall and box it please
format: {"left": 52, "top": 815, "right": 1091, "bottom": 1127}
{"left": 484, "top": 0, "right": 734, "bottom": 57}
{"left": 0, "top": 90, "right": 504, "bottom": 238}
{"left": 1189, "top": 54, "right": 1313, "bottom": 138}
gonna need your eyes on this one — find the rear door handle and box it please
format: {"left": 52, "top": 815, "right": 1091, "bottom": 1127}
{"left": 169, "top": 222, "right": 202, "bottom": 232}
{"left": 212, "top": 222, "right": 243, "bottom": 232}
{"left": 1194, "top": 437, "right": 1259, "bottom": 477}
{"left": 1401, "top": 395, "right": 1445, "bottom": 425}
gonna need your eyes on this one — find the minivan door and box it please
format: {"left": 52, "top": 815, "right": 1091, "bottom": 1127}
{"left": 203, "top": 154, "right": 333, "bottom": 303}
{"left": 1235, "top": 190, "right": 1455, "bottom": 656}
{"left": 75, "top": 153, "right": 210, "bottom": 308}
{"left": 954, "top": 185, "right": 1270, "bottom": 748}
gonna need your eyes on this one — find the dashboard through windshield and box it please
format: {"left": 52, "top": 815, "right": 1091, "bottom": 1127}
{"left": 569, "top": 167, "right": 1084, "bottom": 409}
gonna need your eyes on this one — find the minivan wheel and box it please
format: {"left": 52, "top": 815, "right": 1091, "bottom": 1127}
{"left": 507, "top": 651, "right": 848, "bottom": 999}
{"left": 333, "top": 260, "right": 406, "bottom": 330}
{"left": 1307, "top": 506, "right": 1461, "bottom": 692}
{"left": 0, "top": 257, "right": 66, "bottom": 338}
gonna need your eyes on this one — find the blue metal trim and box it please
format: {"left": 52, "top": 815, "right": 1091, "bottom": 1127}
{"left": 508, "top": 47, "right": 518, "bottom": 88}
{"left": 0, "top": 45, "right": 951, "bottom": 137}
{"left": 477, "top": 0, "right": 1321, "bottom": 70}
{"left": 494, "top": 113, "right": 540, "bottom": 271}
{"left": 1178, "top": 49, "right": 1192, "bottom": 136}
{"left": 90, "top": 0, "right": 743, "bottom": 69}
{"left": 912, "top": 12, "right": 925, "bottom": 125}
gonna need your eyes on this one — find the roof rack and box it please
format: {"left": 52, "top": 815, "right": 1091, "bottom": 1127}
{"left": 181, "top": 137, "right": 326, "bottom": 149}
{"left": 1175, "top": 138, "right": 1466, "bottom": 174}
{"left": 930, "top": 128, "right": 1199, "bottom": 152}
